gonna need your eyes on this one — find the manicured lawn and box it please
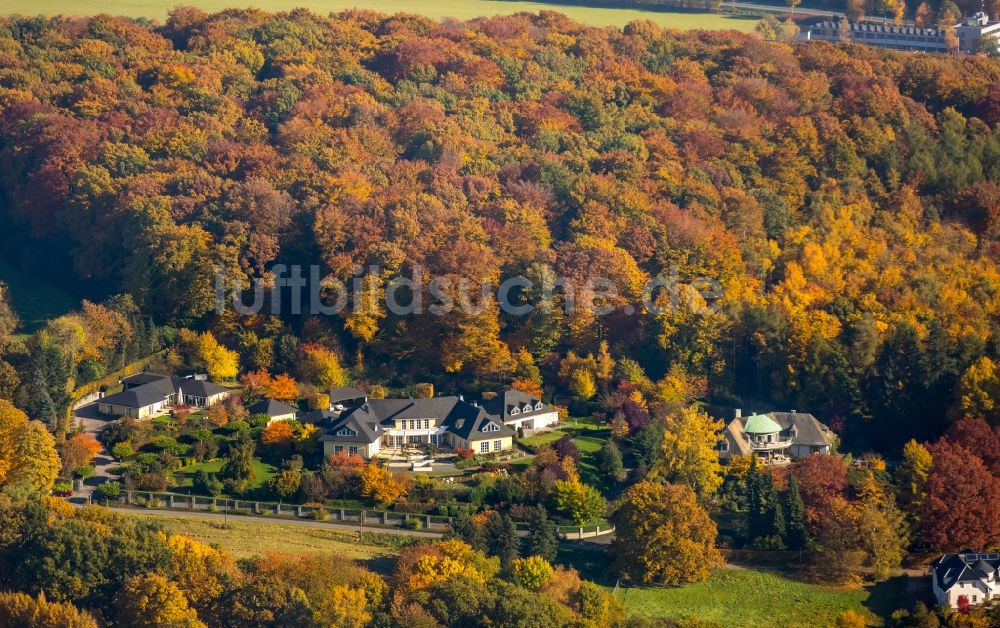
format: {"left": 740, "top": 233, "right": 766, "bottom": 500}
{"left": 178, "top": 459, "right": 277, "bottom": 491}
{"left": 142, "top": 515, "right": 407, "bottom": 564}
{"left": 0, "top": 256, "right": 78, "bottom": 334}
{"left": 518, "top": 415, "right": 617, "bottom": 496}
{"left": 3, "top": 0, "right": 760, "bottom": 32}
{"left": 615, "top": 569, "right": 899, "bottom": 627}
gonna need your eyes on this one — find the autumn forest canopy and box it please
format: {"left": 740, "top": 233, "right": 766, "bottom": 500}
{"left": 3, "top": 8, "right": 1000, "bottom": 453}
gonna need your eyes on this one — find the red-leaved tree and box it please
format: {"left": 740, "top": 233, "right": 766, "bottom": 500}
{"left": 945, "top": 418, "right": 1000, "bottom": 475}
{"left": 789, "top": 454, "right": 848, "bottom": 527}
{"left": 921, "top": 439, "right": 1000, "bottom": 551}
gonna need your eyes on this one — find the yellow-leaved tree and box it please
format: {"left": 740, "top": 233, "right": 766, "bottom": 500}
{"left": 197, "top": 332, "right": 238, "bottom": 381}
{"left": 298, "top": 343, "right": 346, "bottom": 389}
{"left": 164, "top": 534, "right": 237, "bottom": 620}
{"left": 0, "top": 591, "right": 97, "bottom": 628}
{"left": 512, "top": 555, "right": 555, "bottom": 590}
{"left": 658, "top": 406, "right": 724, "bottom": 499}
{"left": 957, "top": 356, "right": 1000, "bottom": 424}
{"left": 611, "top": 481, "right": 723, "bottom": 586}
{"left": 395, "top": 539, "right": 500, "bottom": 596}
{"left": 322, "top": 585, "right": 370, "bottom": 628}
{"left": 115, "top": 573, "right": 205, "bottom": 628}
{"left": 359, "top": 464, "right": 407, "bottom": 505}
{"left": 0, "top": 400, "right": 60, "bottom": 495}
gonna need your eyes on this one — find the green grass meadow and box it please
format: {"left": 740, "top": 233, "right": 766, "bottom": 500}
{"left": 2, "top": 0, "right": 760, "bottom": 31}
{"left": 142, "top": 514, "right": 409, "bottom": 572}
{"left": 615, "top": 568, "right": 899, "bottom": 627}
{"left": 518, "top": 415, "right": 617, "bottom": 495}
{"left": 558, "top": 541, "right": 909, "bottom": 626}
{"left": 178, "top": 458, "right": 278, "bottom": 490}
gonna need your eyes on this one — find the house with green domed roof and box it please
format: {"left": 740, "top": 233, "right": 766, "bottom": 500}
{"left": 718, "top": 409, "right": 837, "bottom": 465}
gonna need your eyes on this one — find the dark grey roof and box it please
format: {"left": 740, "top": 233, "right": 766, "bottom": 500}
{"left": 328, "top": 387, "right": 367, "bottom": 404}
{"left": 315, "top": 395, "right": 515, "bottom": 442}
{"left": 122, "top": 372, "right": 171, "bottom": 388}
{"left": 174, "top": 378, "right": 229, "bottom": 397}
{"left": 365, "top": 397, "right": 468, "bottom": 423}
{"left": 449, "top": 407, "right": 516, "bottom": 440}
{"left": 102, "top": 373, "right": 229, "bottom": 409}
{"left": 481, "top": 389, "right": 553, "bottom": 421}
{"left": 300, "top": 409, "right": 333, "bottom": 423}
{"left": 765, "top": 412, "right": 837, "bottom": 447}
{"left": 246, "top": 398, "right": 299, "bottom": 417}
{"left": 317, "top": 407, "right": 383, "bottom": 444}
{"left": 933, "top": 552, "right": 1000, "bottom": 590}
{"left": 100, "top": 386, "right": 170, "bottom": 409}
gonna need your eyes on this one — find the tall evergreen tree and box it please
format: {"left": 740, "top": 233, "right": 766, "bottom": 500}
{"left": 784, "top": 475, "right": 809, "bottom": 550}
{"left": 598, "top": 440, "right": 623, "bottom": 481}
{"left": 446, "top": 512, "right": 485, "bottom": 551}
{"left": 762, "top": 473, "right": 784, "bottom": 540}
{"left": 525, "top": 505, "right": 558, "bottom": 563}
{"left": 745, "top": 456, "right": 767, "bottom": 540}
{"left": 863, "top": 323, "right": 933, "bottom": 449}
{"left": 484, "top": 511, "right": 519, "bottom": 575}
{"left": 222, "top": 434, "right": 256, "bottom": 493}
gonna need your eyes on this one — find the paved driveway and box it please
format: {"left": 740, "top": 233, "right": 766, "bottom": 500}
{"left": 70, "top": 403, "right": 118, "bottom": 504}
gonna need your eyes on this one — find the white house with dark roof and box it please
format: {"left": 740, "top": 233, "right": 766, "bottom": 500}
{"left": 718, "top": 410, "right": 837, "bottom": 465}
{"left": 304, "top": 390, "right": 552, "bottom": 459}
{"left": 327, "top": 387, "right": 368, "bottom": 410}
{"left": 933, "top": 552, "right": 1000, "bottom": 608}
{"left": 98, "top": 372, "right": 232, "bottom": 418}
{"left": 481, "top": 390, "right": 559, "bottom": 432}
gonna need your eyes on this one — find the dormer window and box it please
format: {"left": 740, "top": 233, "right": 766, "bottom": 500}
{"left": 534, "top": 402, "right": 544, "bottom": 411}
{"left": 483, "top": 423, "right": 500, "bottom": 432}
{"left": 510, "top": 407, "right": 519, "bottom": 416}
{"left": 336, "top": 427, "right": 357, "bottom": 437}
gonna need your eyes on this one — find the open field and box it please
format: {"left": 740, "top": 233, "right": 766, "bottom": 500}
{"left": 557, "top": 543, "right": 908, "bottom": 626}
{"left": 0, "top": 256, "right": 78, "bottom": 336}
{"left": 615, "top": 569, "right": 902, "bottom": 626}
{"left": 141, "top": 514, "right": 411, "bottom": 564}
{"left": 2, "top": 0, "right": 760, "bottom": 31}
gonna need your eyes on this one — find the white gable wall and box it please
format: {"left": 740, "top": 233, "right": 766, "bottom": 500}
{"left": 504, "top": 410, "right": 558, "bottom": 431}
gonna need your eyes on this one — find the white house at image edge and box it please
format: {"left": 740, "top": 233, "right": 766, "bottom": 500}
{"left": 97, "top": 372, "right": 232, "bottom": 418}
{"left": 933, "top": 552, "right": 1000, "bottom": 608}
{"left": 305, "top": 388, "right": 559, "bottom": 459}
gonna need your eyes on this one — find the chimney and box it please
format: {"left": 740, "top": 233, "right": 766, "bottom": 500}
{"left": 734, "top": 408, "right": 742, "bottom": 419}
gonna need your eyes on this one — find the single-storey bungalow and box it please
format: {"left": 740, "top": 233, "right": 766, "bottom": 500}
{"left": 98, "top": 372, "right": 232, "bottom": 418}
{"left": 246, "top": 398, "right": 299, "bottom": 422}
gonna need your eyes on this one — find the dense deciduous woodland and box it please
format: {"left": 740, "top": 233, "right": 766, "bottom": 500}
{"left": 3, "top": 8, "right": 1000, "bottom": 455}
